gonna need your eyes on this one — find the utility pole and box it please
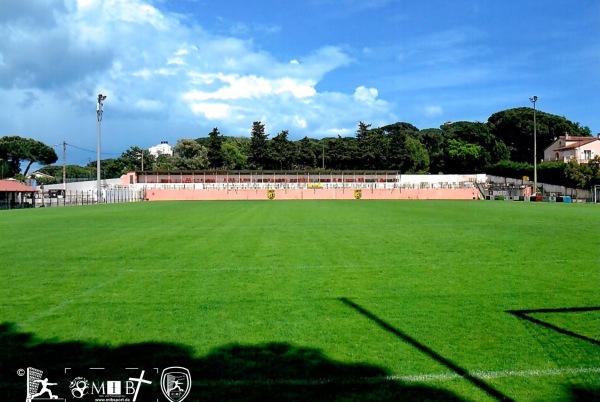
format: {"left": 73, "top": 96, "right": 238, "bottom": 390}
{"left": 62, "top": 140, "right": 67, "bottom": 192}
{"left": 97, "top": 94, "right": 107, "bottom": 204}
{"left": 529, "top": 96, "right": 538, "bottom": 195}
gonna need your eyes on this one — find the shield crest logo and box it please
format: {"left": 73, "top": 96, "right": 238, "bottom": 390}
{"left": 354, "top": 189, "right": 362, "bottom": 199}
{"left": 267, "top": 190, "right": 275, "bottom": 200}
{"left": 161, "top": 367, "right": 191, "bottom": 402}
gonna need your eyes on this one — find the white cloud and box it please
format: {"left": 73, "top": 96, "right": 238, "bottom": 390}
{"left": 167, "top": 56, "right": 186, "bottom": 66}
{"left": 227, "top": 21, "right": 281, "bottom": 36}
{"left": 75, "top": 0, "right": 96, "bottom": 10}
{"left": 182, "top": 73, "right": 317, "bottom": 109}
{"left": 424, "top": 105, "right": 443, "bottom": 117}
{"left": 0, "top": 0, "right": 395, "bottom": 163}
{"left": 135, "top": 98, "right": 165, "bottom": 112}
{"left": 353, "top": 86, "right": 379, "bottom": 104}
{"left": 293, "top": 116, "right": 307, "bottom": 128}
{"left": 189, "top": 102, "right": 231, "bottom": 120}
{"left": 133, "top": 69, "right": 153, "bottom": 79}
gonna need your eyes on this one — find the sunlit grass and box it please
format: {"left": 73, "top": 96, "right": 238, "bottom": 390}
{"left": 1, "top": 200, "right": 599, "bottom": 400}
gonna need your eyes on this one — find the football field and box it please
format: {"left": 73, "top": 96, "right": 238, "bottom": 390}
{"left": 1, "top": 200, "right": 599, "bottom": 401}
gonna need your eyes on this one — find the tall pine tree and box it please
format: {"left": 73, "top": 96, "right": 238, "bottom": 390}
{"left": 271, "top": 130, "right": 293, "bottom": 169}
{"left": 207, "top": 127, "right": 225, "bottom": 169}
{"left": 248, "top": 121, "right": 270, "bottom": 169}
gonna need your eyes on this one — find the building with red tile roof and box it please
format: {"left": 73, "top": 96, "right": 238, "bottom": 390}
{"left": 0, "top": 180, "right": 36, "bottom": 209}
{"left": 543, "top": 135, "right": 600, "bottom": 163}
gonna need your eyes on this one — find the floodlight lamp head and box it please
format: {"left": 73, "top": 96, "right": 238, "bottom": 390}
{"left": 529, "top": 96, "right": 538, "bottom": 103}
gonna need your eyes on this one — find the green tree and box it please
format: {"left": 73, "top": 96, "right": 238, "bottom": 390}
{"left": 38, "top": 164, "right": 95, "bottom": 182}
{"left": 385, "top": 129, "right": 407, "bottom": 170}
{"left": 225, "top": 137, "right": 251, "bottom": 157}
{"left": 416, "top": 128, "right": 445, "bottom": 173}
{"left": 248, "top": 121, "right": 270, "bottom": 169}
{"left": 355, "top": 122, "right": 387, "bottom": 169}
{"left": 0, "top": 160, "right": 9, "bottom": 179}
{"left": 445, "top": 139, "right": 486, "bottom": 173}
{"left": 270, "top": 130, "right": 294, "bottom": 170}
{"left": 537, "top": 162, "right": 569, "bottom": 187}
{"left": 154, "top": 154, "right": 175, "bottom": 171}
{"left": 355, "top": 122, "right": 371, "bottom": 166}
{"left": 222, "top": 142, "right": 247, "bottom": 170}
{"left": 223, "top": 137, "right": 250, "bottom": 169}
{"left": 0, "top": 136, "right": 58, "bottom": 177}
{"left": 207, "top": 128, "right": 225, "bottom": 169}
{"left": 195, "top": 137, "right": 210, "bottom": 148}
{"left": 327, "top": 135, "right": 349, "bottom": 170}
{"left": 313, "top": 139, "right": 327, "bottom": 170}
{"left": 402, "top": 137, "right": 430, "bottom": 173}
{"left": 295, "top": 137, "right": 317, "bottom": 169}
{"left": 441, "top": 121, "right": 507, "bottom": 172}
{"left": 487, "top": 160, "right": 532, "bottom": 180}
{"left": 118, "top": 146, "right": 155, "bottom": 173}
{"left": 383, "top": 124, "right": 428, "bottom": 172}
{"left": 342, "top": 137, "right": 359, "bottom": 170}
{"left": 565, "top": 159, "right": 591, "bottom": 190}
{"left": 172, "top": 139, "right": 208, "bottom": 170}
{"left": 380, "top": 122, "right": 419, "bottom": 133}
{"left": 488, "top": 107, "right": 591, "bottom": 163}
{"left": 320, "top": 138, "right": 335, "bottom": 169}
{"left": 96, "top": 158, "right": 125, "bottom": 179}
{"left": 588, "top": 156, "right": 600, "bottom": 186}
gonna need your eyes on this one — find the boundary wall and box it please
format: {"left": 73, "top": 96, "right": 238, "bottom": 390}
{"left": 144, "top": 187, "right": 478, "bottom": 201}
{"left": 123, "top": 172, "right": 484, "bottom": 201}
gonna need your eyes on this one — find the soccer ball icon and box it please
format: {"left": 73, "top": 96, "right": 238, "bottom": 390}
{"left": 69, "top": 377, "right": 89, "bottom": 399}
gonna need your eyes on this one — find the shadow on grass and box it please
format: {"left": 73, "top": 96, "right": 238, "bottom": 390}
{"left": 0, "top": 322, "right": 465, "bottom": 401}
{"left": 569, "top": 386, "right": 600, "bottom": 402}
{"left": 339, "top": 298, "right": 514, "bottom": 402}
{"left": 506, "top": 306, "right": 600, "bottom": 346}
{"left": 338, "top": 299, "right": 600, "bottom": 402}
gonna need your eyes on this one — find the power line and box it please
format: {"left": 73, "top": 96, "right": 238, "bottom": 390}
{"left": 65, "top": 142, "right": 120, "bottom": 156}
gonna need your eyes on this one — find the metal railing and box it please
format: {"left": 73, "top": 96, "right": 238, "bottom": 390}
{"left": 5, "top": 189, "right": 146, "bottom": 209}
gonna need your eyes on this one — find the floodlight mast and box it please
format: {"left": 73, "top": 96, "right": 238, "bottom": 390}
{"left": 97, "top": 94, "right": 107, "bottom": 204}
{"left": 529, "top": 96, "right": 538, "bottom": 195}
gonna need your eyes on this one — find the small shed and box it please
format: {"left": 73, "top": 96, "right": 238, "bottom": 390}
{"left": 0, "top": 180, "right": 36, "bottom": 209}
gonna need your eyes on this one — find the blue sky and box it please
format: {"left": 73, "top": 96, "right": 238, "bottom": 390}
{"left": 0, "top": 0, "right": 598, "bottom": 165}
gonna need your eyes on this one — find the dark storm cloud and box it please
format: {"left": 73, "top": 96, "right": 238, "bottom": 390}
{"left": 0, "top": 0, "right": 114, "bottom": 90}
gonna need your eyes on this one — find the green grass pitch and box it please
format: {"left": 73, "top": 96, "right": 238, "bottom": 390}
{"left": 1, "top": 200, "right": 599, "bottom": 401}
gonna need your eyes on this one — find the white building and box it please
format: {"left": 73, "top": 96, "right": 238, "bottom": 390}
{"left": 543, "top": 135, "right": 600, "bottom": 164}
{"left": 148, "top": 141, "right": 173, "bottom": 158}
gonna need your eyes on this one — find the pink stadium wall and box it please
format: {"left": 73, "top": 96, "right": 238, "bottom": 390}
{"left": 144, "top": 188, "right": 478, "bottom": 201}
